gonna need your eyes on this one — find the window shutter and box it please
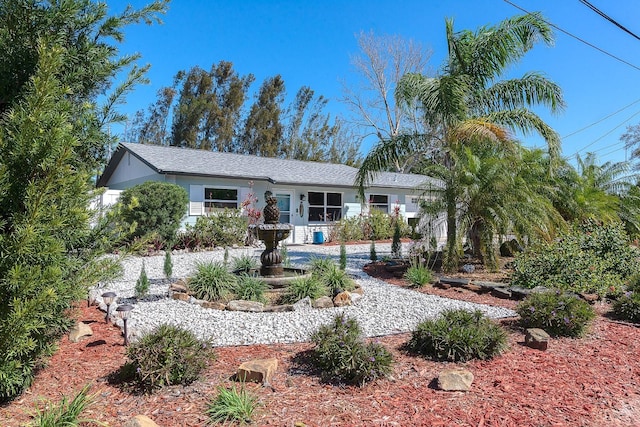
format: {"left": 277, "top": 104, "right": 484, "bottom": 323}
{"left": 189, "top": 185, "right": 204, "bottom": 216}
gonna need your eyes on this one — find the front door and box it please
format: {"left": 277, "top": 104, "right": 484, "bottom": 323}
{"left": 275, "top": 191, "right": 294, "bottom": 244}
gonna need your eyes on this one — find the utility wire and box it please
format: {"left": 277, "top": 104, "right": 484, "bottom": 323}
{"left": 504, "top": 0, "right": 640, "bottom": 72}
{"left": 563, "top": 97, "right": 640, "bottom": 139}
{"left": 579, "top": 0, "right": 640, "bottom": 41}
{"left": 570, "top": 109, "right": 640, "bottom": 156}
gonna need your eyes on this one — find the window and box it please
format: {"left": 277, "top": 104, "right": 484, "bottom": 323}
{"left": 204, "top": 187, "right": 238, "bottom": 213}
{"left": 308, "top": 191, "right": 342, "bottom": 222}
{"left": 369, "top": 194, "right": 389, "bottom": 213}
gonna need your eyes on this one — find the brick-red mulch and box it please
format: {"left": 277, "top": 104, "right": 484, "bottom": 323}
{"left": 2, "top": 264, "right": 640, "bottom": 426}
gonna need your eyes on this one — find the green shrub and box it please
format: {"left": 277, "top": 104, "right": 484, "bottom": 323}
{"left": 176, "top": 210, "right": 248, "bottom": 250}
{"left": 30, "top": 384, "right": 97, "bottom": 427}
{"left": 234, "top": 274, "right": 268, "bottom": 303}
{"left": 404, "top": 263, "right": 432, "bottom": 287}
{"left": 135, "top": 261, "right": 150, "bottom": 299}
{"left": 369, "top": 240, "right": 377, "bottom": 261}
{"left": 232, "top": 253, "right": 260, "bottom": 273}
{"left": 512, "top": 221, "right": 639, "bottom": 296}
{"left": 407, "top": 309, "right": 508, "bottom": 362}
{"left": 125, "top": 324, "right": 215, "bottom": 393}
{"left": 282, "top": 276, "right": 329, "bottom": 304}
{"left": 310, "top": 313, "right": 393, "bottom": 386}
{"left": 189, "top": 261, "right": 237, "bottom": 302}
{"left": 516, "top": 291, "right": 596, "bottom": 337}
{"left": 118, "top": 181, "right": 188, "bottom": 243}
{"left": 163, "top": 249, "right": 173, "bottom": 280}
{"left": 320, "top": 263, "right": 356, "bottom": 293}
{"left": 332, "top": 210, "right": 412, "bottom": 241}
{"left": 339, "top": 242, "right": 347, "bottom": 270}
{"left": 206, "top": 384, "right": 260, "bottom": 425}
{"left": 612, "top": 291, "right": 640, "bottom": 323}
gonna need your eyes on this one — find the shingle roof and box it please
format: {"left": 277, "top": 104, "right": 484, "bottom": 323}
{"left": 98, "top": 143, "right": 438, "bottom": 190}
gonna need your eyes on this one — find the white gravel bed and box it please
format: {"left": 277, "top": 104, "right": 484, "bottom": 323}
{"left": 93, "top": 243, "right": 516, "bottom": 346}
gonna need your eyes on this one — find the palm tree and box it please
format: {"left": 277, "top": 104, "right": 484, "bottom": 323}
{"left": 357, "top": 13, "right": 564, "bottom": 271}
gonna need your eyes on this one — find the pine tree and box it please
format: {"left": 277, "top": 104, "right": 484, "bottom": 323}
{"left": 135, "top": 261, "right": 150, "bottom": 298}
{"left": 340, "top": 242, "right": 347, "bottom": 270}
{"left": 370, "top": 240, "right": 378, "bottom": 262}
{"left": 164, "top": 247, "right": 174, "bottom": 280}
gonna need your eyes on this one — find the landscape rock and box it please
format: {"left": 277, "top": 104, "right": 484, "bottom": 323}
{"left": 293, "top": 297, "right": 312, "bottom": 311}
{"left": 508, "top": 286, "right": 531, "bottom": 300}
{"left": 171, "top": 292, "right": 190, "bottom": 302}
{"left": 350, "top": 292, "right": 363, "bottom": 305}
{"left": 264, "top": 304, "right": 294, "bottom": 312}
{"left": 333, "top": 291, "right": 352, "bottom": 307}
{"left": 351, "top": 286, "right": 364, "bottom": 295}
{"left": 462, "top": 283, "right": 483, "bottom": 293}
{"left": 490, "top": 287, "right": 512, "bottom": 299}
{"left": 525, "top": 328, "right": 550, "bottom": 351}
{"left": 461, "top": 264, "right": 475, "bottom": 273}
{"left": 237, "top": 358, "right": 278, "bottom": 384}
{"left": 123, "top": 415, "right": 159, "bottom": 427}
{"left": 170, "top": 281, "right": 188, "bottom": 294}
{"left": 200, "top": 301, "right": 226, "bottom": 310}
{"left": 68, "top": 322, "right": 93, "bottom": 343}
{"left": 439, "top": 277, "right": 470, "bottom": 287}
{"left": 312, "top": 296, "right": 334, "bottom": 309}
{"left": 434, "top": 281, "right": 451, "bottom": 290}
{"left": 227, "top": 300, "right": 264, "bottom": 312}
{"left": 437, "top": 368, "right": 474, "bottom": 391}
{"left": 579, "top": 292, "right": 600, "bottom": 304}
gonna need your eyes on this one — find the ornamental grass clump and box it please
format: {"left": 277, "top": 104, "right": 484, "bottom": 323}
{"left": 320, "top": 263, "right": 356, "bottom": 294}
{"left": 234, "top": 274, "right": 268, "bottom": 303}
{"left": 231, "top": 253, "right": 260, "bottom": 273}
{"left": 281, "top": 276, "right": 328, "bottom": 304}
{"left": 30, "top": 384, "right": 98, "bottom": 427}
{"left": 206, "top": 384, "right": 260, "bottom": 425}
{"left": 516, "top": 291, "right": 596, "bottom": 337}
{"left": 125, "top": 324, "right": 215, "bottom": 393}
{"left": 407, "top": 309, "right": 508, "bottom": 362}
{"left": 404, "top": 262, "right": 432, "bottom": 287}
{"left": 188, "top": 261, "right": 237, "bottom": 302}
{"left": 310, "top": 313, "right": 393, "bottom": 386}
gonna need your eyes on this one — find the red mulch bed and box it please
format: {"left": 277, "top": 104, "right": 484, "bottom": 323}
{"left": 2, "top": 265, "right": 640, "bottom": 427}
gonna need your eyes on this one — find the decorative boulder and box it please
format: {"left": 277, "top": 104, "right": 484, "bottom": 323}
{"left": 313, "top": 296, "right": 334, "bottom": 309}
{"left": 227, "top": 300, "right": 264, "bottom": 312}
{"left": 524, "top": 328, "right": 550, "bottom": 351}
{"left": 123, "top": 415, "right": 159, "bottom": 427}
{"left": 237, "top": 358, "right": 278, "bottom": 384}
{"left": 333, "top": 291, "right": 352, "bottom": 307}
{"left": 437, "top": 368, "right": 474, "bottom": 391}
{"left": 68, "top": 322, "right": 93, "bottom": 343}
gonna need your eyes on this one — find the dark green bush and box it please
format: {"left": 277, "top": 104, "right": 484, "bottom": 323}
{"left": 118, "top": 181, "right": 188, "bottom": 243}
{"left": 339, "top": 242, "right": 347, "bottom": 270}
{"left": 125, "top": 324, "right": 214, "bottom": 393}
{"left": 310, "top": 313, "right": 393, "bottom": 386}
{"left": 612, "top": 291, "right": 640, "bottom": 323}
{"left": 234, "top": 274, "right": 268, "bottom": 303}
{"left": 188, "top": 261, "right": 237, "bottom": 302}
{"left": 407, "top": 309, "right": 508, "bottom": 362}
{"left": 179, "top": 210, "right": 248, "bottom": 250}
{"left": 282, "top": 276, "right": 329, "bottom": 304}
{"left": 516, "top": 291, "right": 596, "bottom": 337}
{"left": 369, "top": 240, "right": 377, "bottom": 261}
{"left": 512, "top": 221, "right": 639, "bottom": 296}
{"left": 135, "top": 261, "right": 150, "bottom": 299}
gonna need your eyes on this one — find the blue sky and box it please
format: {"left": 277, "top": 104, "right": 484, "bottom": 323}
{"left": 109, "top": 0, "right": 640, "bottom": 165}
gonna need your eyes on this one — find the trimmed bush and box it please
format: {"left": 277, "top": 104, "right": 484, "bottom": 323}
{"left": 332, "top": 209, "right": 411, "bottom": 241}
{"left": 310, "top": 313, "right": 393, "bottom": 386}
{"left": 188, "top": 261, "right": 237, "bottom": 302}
{"left": 282, "top": 276, "right": 328, "bottom": 304}
{"left": 404, "top": 263, "right": 432, "bottom": 287}
{"left": 118, "top": 181, "right": 188, "bottom": 242}
{"left": 339, "top": 242, "right": 347, "bottom": 270}
{"left": 206, "top": 384, "right": 260, "bottom": 425}
{"left": 125, "top": 324, "right": 215, "bottom": 393}
{"left": 369, "top": 240, "right": 377, "bottom": 261}
{"left": 234, "top": 274, "right": 268, "bottom": 303}
{"left": 516, "top": 291, "right": 596, "bottom": 337}
{"left": 163, "top": 249, "right": 173, "bottom": 279}
{"left": 612, "top": 291, "right": 640, "bottom": 323}
{"left": 512, "top": 221, "right": 639, "bottom": 296}
{"left": 407, "top": 309, "right": 508, "bottom": 362}
{"left": 175, "top": 209, "right": 248, "bottom": 250}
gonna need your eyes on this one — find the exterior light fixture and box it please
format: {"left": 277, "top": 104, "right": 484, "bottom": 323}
{"left": 116, "top": 304, "right": 134, "bottom": 346}
{"left": 101, "top": 291, "right": 116, "bottom": 323}
{"left": 299, "top": 194, "right": 305, "bottom": 217}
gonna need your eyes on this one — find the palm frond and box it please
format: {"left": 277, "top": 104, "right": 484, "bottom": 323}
{"left": 479, "top": 72, "right": 565, "bottom": 115}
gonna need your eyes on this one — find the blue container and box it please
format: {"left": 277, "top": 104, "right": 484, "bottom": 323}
{"left": 312, "top": 231, "right": 324, "bottom": 244}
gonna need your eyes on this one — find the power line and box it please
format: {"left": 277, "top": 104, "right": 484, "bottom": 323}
{"left": 579, "top": 0, "right": 640, "bottom": 42}
{"left": 563, "top": 97, "right": 640, "bottom": 139}
{"left": 569, "top": 109, "right": 640, "bottom": 156}
{"left": 504, "top": 0, "right": 640, "bottom": 72}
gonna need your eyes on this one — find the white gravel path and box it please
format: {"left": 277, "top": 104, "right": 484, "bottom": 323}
{"left": 93, "top": 243, "right": 516, "bottom": 346}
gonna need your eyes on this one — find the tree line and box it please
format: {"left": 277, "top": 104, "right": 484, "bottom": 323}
{"left": 127, "top": 62, "right": 361, "bottom": 165}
